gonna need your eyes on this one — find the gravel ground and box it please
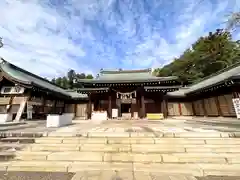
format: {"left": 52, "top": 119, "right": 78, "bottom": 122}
{"left": 0, "top": 171, "right": 75, "bottom": 180}
{"left": 196, "top": 176, "right": 240, "bottom": 180}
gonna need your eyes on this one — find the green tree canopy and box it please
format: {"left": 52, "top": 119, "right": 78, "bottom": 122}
{"left": 51, "top": 70, "right": 94, "bottom": 89}
{"left": 154, "top": 29, "right": 240, "bottom": 83}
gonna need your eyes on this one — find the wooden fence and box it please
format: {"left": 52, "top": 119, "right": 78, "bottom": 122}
{"left": 168, "top": 93, "right": 236, "bottom": 117}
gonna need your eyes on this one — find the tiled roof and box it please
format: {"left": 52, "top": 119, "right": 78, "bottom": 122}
{"left": 77, "top": 68, "right": 178, "bottom": 83}
{"left": 167, "top": 62, "right": 240, "bottom": 97}
{"left": 0, "top": 59, "right": 85, "bottom": 99}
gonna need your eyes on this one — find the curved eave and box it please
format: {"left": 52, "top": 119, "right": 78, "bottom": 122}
{"left": 0, "top": 63, "right": 72, "bottom": 99}
{"left": 144, "top": 86, "right": 181, "bottom": 92}
{"left": 77, "top": 87, "right": 109, "bottom": 94}
{"left": 31, "top": 82, "right": 72, "bottom": 99}
{"left": 1, "top": 67, "right": 32, "bottom": 87}
{"left": 167, "top": 94, "right": 186, "bottom": 98}
{"left": 76, "top": 78, "right": 179, "bottom": 84}
{"left": 185, "top": 79, "right": 235, "bottom": 95}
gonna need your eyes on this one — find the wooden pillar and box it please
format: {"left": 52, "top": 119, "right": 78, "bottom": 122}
{"left": 62, "top": 101, "right": 66, "bottom": 114}
{"left": 165, "top": 95, "right": 168, "bottom": 117}
{"left": 54, "top": 100, "right": 57, "bottom": 114}
{"left": 201, "top": 99, "right": 207, "bottom": 117}
{"left": 108, "top": 90, "right": 112, "bottom": 119}
{"left": 162, "top": 95, "right": 167, "bottom": 118}
{"left": 87, "top": 93, "right": 92, "bottom": 119}
{"left": 191, "top": 101, "right": 196, "bottom": 116}
{"left": 116, "top": 99, "right": 121, "bottom": 117}
{"left": 214, "top": 96, "right": 222, "bottom": 117}
{"left": 141, "top": 89, "right": 146, "bottom": 118}
{"left": 178, "top": 103, "right": 182, "bottom": 116}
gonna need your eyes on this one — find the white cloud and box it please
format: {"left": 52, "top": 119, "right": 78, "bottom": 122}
{"left": 0, "top": 0, "right": 238, "bottom": 78}
{"left": 0, "top": 0, "right": 90, "bottom": 78}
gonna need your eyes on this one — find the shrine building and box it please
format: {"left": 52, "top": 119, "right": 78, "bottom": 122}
{"left": 0, "top": 57, "right": 239, "bottom": 122}
{"left": 76, "top": 64, "right": 240, "bottom": 120}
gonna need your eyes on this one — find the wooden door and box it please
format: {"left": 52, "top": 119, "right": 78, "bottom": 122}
{"left": 193, "top": 100, "right": 204, "bottom": 116}
{"left": 76, "top": 104, "right": 87, "bottom": 117}
{"left": 168, "top": 102, "right": 180, "bottom": 116}
{"left": 218, "top": 94, "right": 236, "bottom": 117}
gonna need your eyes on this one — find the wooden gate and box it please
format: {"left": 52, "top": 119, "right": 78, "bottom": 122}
{"left": 204, "top": 98, "right": 218, "bottom": 116}
{"left": 218, "top": 94, "right": 236, "bottom": 117}
{"left": 180, "top": 102, "right": 193, "bottom": 116}
{"left": 193, "top": 100, "right": 204, "bottom": 116}
{"left": 76, "top": 104, "right": 87, "bottom": 117}
{"left": 168, "top": 102, "right": 180, "bottom": 116}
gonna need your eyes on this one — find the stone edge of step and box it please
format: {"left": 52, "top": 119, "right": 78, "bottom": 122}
{"left": 0, "top": 132, "right": 240, "bottom": 138}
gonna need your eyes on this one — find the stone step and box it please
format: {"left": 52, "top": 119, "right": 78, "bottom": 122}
{"left": 13, "top": 151, "right": 240, "bottom": 164}
{"left": 0, "top": 137, "right": 35, "bottom": 144}
{"left": 0, "top": 132, "right": 44, "bottom": 138}
{"left": 85, "top": 132, "right": 236, "bottom": 138}
{"left": 26, "top": 143, "right": 240, "bottom": 153}
{"left": 0, "top": 143, "right": 25, "bottom": 151}
{"left": 0, "top": 151, "right": 15, "bottom": 161}
{"left": 1, "top": 161, "right": 240, "bottom": 176}
{"left": 72, "top": 171, "right": 198, "bottom": 180}
{"left": 33, "top": 137, "right": 240, "bottom": 145}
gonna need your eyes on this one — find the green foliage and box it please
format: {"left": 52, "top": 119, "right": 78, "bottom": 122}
{"left": 154, "top": 29, "right": 240, "bottom": 83}
{"left": 52, "top": 70, "right": 94, "bottom": 89}
{"left": 86, "top": 74, "right": 94, "bottom": 79}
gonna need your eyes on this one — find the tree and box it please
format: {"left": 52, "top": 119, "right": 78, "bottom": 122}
{"left": 86, "top": 74, "right": 93, "bottom": 79}
{"left": 67, "top": 69, "right": 76, "bottom": 89}
{"left": 61, "top": 76, "right": 69, "bottom": 89}
{"left": 55, "top": 77, "right": 62, "bottom": 87}
{"left": 75, "top": 73, "right": 86, "bottom": 79}
{"left": 51, "top": 71, "right": 94, "bottom": 89}
{"left": 51, "top": 78, "right": 56, "bottom": 84}
{"left": 154, "top": 29, "right": 240, "bottom": 83}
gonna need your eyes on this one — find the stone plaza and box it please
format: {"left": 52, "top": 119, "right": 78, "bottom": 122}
{"left": 1, "top": 118, "right": 240, "bottom": 179}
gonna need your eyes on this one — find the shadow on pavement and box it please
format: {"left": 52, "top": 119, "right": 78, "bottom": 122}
{"left": 0, "top": 171, "right": 75, "bottom": 180}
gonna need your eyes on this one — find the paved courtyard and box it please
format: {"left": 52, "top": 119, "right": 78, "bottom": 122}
{"left": 1, "top": 117, "right": 240, "bottom": 179}
{"left": 47, "top": 117, "right": 240, "bottom": 136}
{"left": 1, "top": 117, "right": 240, "bottom": 136}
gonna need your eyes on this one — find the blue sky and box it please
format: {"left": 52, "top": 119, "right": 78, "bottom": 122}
{"left": 0, "top": 0, "right": 239, "bottom": 78}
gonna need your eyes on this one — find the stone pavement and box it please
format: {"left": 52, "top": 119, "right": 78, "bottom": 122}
{"left": 0, "top": 171, "right": 239, "bottom": 180}
{"left": 0, "top": 171, "right": 75, "bottom": 180}
{"left": 2, "top": 118, "right": 240, "bottom": 178}
{"left": 71, "top": 171, "right": 198, "bottom": 180}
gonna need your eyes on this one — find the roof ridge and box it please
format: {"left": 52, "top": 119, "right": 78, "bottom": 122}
{"left": 190, "top": 61, "right": 240, "bottom": 85}
{"left": 0, "top": 58, "right": 64, "bottom": 89}
{"left": 100, "top": 68, "right": 152, "bottom": 74}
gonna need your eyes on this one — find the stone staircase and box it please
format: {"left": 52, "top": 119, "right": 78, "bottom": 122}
{"left": 1, "top": 132, "right": 240, "bottom": 177}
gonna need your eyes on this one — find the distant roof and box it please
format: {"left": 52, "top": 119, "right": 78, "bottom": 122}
{"left": 168, "top": 62, "right": 240, "bottom": 97}
{"left": 64, "top": 90, "right": 88, "bottom": 99}
{"left": 0, "top": 58, "right": 86, "bottom": 99}
{"left": 77, "top": 68, "right": 178, "bottom": 83}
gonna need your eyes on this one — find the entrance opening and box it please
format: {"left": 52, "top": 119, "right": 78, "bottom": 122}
{"left": 121, "top": 104, "right": 131, "bottom": 113}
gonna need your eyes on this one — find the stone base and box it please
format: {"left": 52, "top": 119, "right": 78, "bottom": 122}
{"left": 91, "top": 111, "right": 107, "bottom": 121}
{"left": 46, "top": 113, "right": 73, "bottom": 128}
{"left": 0, "top": 113, "right": 13, "bottom": 123}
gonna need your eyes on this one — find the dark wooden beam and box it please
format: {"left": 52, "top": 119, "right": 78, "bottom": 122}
{"left": 214, "top": 96, "right": 222, "bottom": 117}
{"left": 201, "top": 99, "right": 207, "bottom": 117}
{"left": 87, "top": 93, "right": 92, "bottom": 119}
{"left": 162, "top": 94, "right": 168, "bottom": 118}
{"left": 140, "top": 88, "right": 146, "bottom": 118}
{"left": 191, "top": 101, "right": 196, "bottom": 116}
{"left": 108, "top": 90, "right": 112, "bottom": 119}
